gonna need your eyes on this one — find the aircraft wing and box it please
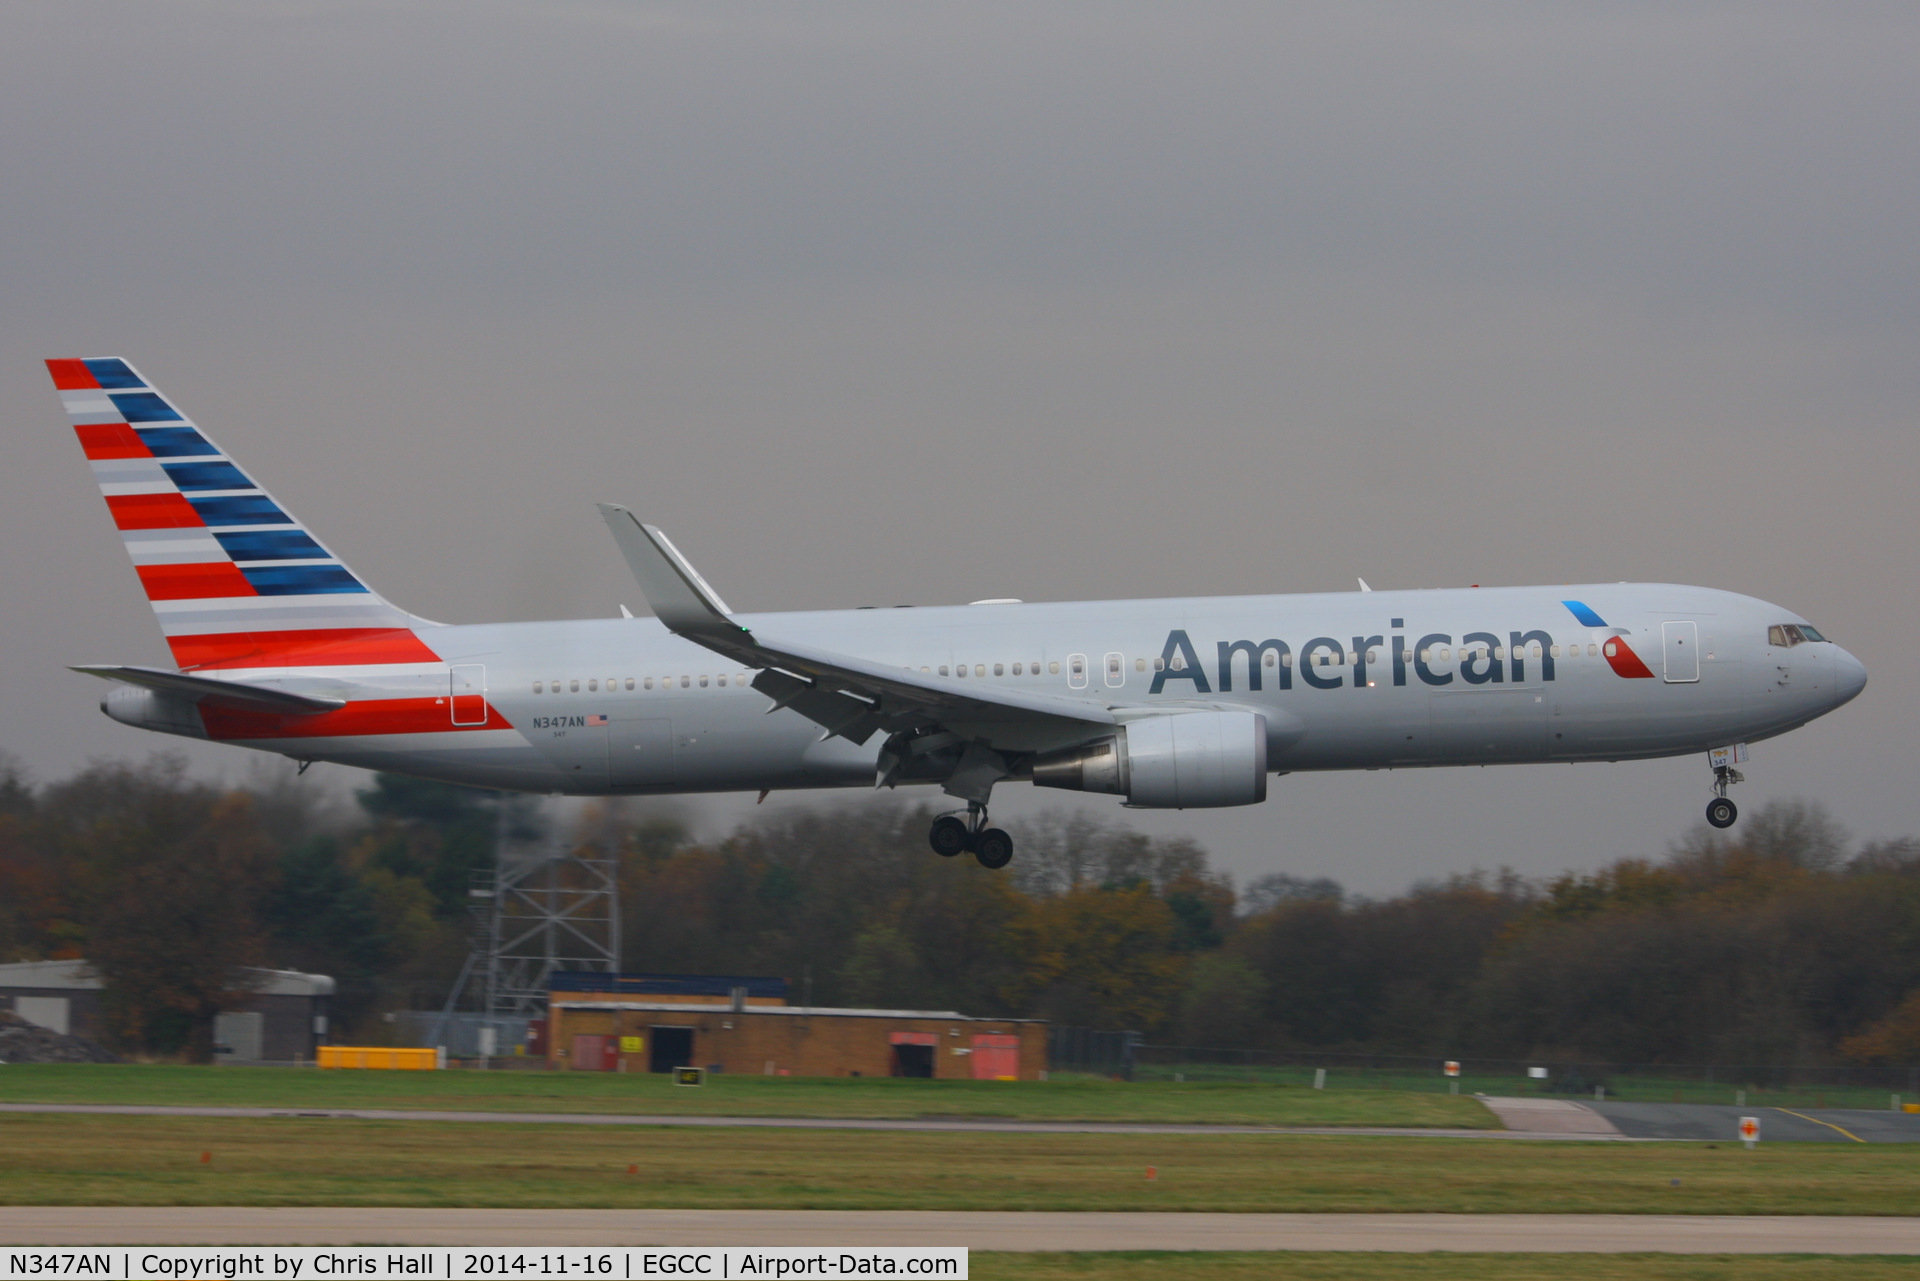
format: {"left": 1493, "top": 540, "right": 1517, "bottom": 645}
{"left": 597, "top": 504, "right": 1114, "bottom": 753}
{"left": 71, "top": 665, "right": 348, "bottom": 715}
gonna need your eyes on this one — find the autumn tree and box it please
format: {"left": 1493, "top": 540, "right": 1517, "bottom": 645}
{"left": 39, "top": 756, "right": 275, "bottom": 1060}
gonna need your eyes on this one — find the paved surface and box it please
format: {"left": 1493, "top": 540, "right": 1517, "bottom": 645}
{"left": 0, "top": 1100, "right": 1546, "bottom": 1140}
{"left": 1590, "top": 1100, "right": 1920, "bottom": 1143}
{"left": 3, "top": 1208, "right": 1917, "bottom": 1252}
{"left": 1479, "top": 1097, "right": 1624, "bottom": 1137}
{"left": 7, "top": 1099, "right": 1910, "bottom": 1142}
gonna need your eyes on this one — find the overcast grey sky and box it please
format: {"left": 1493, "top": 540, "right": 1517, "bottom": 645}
{"left": 3, "top": 1, "right": 1916, "bottom": 893}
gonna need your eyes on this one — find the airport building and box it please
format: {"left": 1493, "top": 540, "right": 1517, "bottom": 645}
{"left": 0, "top": 959, "right": 334, "bottom": 1063}
{"left": 542, "top": 972, "right": 1046, "bottom": 1079}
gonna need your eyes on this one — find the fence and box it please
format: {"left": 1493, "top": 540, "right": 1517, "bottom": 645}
{"left": 1041, "top": 1036, "right": 1920, "bottom": 1107}
{"left": 1048, "top": 1026, "right": 1143, "bottom": 1079}
{"left": 389, "top": 1010, "right": 532, "bottom": 1059}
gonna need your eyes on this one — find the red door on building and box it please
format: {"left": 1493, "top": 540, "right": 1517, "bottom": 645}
{"left": 970, "top": 1034, "right": 1020, "bottom": 1080}
{"left": 571, "top": 1034, "right": 615, "bottom": 1071}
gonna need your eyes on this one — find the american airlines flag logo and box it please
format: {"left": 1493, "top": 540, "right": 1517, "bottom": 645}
{"left": 586, "top": 714, "right": 608, "bottom": 726}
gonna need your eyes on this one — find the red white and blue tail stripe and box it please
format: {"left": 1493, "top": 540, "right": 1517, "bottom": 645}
{"left": 48, "top": 357, "right": 442, "bottom": 670}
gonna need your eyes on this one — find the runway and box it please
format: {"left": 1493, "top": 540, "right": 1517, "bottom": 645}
{"left": 6, "top": 1098, "right": 1913, "bottom": 1142}
{"left": 2, "top": 1208, "right": 1916, "bottom": 1252}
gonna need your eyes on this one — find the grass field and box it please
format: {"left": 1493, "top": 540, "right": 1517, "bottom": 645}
{"left": 3, "top": 1113, "right": 1915, "bottom": 1213}
{"left": 974, "top": 1255, "right": 1920, "bottom": 1279}
{"left": 0, "top": 1063, "right": 1496, "bottom": 1128}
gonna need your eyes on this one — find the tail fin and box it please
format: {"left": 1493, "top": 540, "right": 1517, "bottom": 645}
{"left": 47, "top": 358, "right": 441, "bottom": 671}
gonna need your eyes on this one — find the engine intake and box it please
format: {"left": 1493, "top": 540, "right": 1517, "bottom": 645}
{"left": 1032, "top": 710, "right": 1268, "bottom": 808}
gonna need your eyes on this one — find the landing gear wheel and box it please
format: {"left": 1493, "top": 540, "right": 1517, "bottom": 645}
{"left": 1705, "top": 797, "right": 1738, "bottom": 829}
{"left": 929, "top": 815, "right": 970, "bottom": 857}
{"left": 972, "top": 827, "right": 1014, "bottom": 870}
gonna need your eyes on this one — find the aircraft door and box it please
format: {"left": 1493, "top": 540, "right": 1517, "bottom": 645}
{"left": 1066, "top": 654, "right": 1088, "bottom": 690}
{"left": 1103, "top": 652, "right": 1126, "bottom": 688}
{"left": 609, "top": 718, "right": 675, "bottom": 788}
{"left": 450, "top": 664, "right": 488, "bottom": 725}
{"left": 1662, "top": 622, "right": 1700, "bottom": 683}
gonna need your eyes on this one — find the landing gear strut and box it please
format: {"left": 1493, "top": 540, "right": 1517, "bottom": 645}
{"left": 927, "top": 803, "right": 1014, "bottom": 870}
{"left": 1705, "top": 750, "right": 1744, "bottom": 829}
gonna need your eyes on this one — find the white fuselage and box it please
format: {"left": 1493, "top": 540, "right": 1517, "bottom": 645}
{"left": 107, "top": 582, "right": 1866, "bottom": 800}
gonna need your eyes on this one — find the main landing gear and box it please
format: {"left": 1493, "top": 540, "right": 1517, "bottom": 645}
{"left": 1705, "top": 748, "right": 1745, "bottom": 829}
{"left": 928, "top": 803, "right": 1014, "bottom": 870}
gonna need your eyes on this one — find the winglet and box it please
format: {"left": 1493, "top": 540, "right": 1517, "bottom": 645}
{"left": 595, "top": 505, "right": 748, "bottom": 639}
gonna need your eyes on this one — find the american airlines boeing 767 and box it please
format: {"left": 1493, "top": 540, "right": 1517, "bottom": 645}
{"left": 50, "top": 358, "right": 1866, "bottom": 869}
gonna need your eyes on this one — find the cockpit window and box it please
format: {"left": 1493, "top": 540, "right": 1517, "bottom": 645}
{"left": 1769, "top": 623, "right": 1826, "bottom": 647}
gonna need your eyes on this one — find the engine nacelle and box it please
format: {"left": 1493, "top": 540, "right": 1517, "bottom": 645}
{"left": 1032, "top": 710, "right": 1268, "bottom": 808}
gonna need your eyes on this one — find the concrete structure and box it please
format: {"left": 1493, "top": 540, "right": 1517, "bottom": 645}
{"left": 544, "top": 972, "right": 1044, "bottom": 1079}
{"left": 0, "top": 960, "right": 334, "bottom": 1062}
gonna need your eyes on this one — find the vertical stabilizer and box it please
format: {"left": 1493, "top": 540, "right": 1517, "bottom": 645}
{"left": 47, "top": 358, "right": 440, "bottom": 670}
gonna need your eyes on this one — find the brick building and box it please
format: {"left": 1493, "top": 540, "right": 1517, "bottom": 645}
{"left": 544, "top": 972, "right": 1045, "bottom": 1080}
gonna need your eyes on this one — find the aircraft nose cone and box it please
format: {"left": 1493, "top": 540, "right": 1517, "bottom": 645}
{"left": 1833, "top": 649, "right": 1867, "bottom": 705}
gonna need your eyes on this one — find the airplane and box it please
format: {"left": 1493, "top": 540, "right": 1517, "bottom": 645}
{"left": 48, "top": 357, "right": 1867, "bottom": 869}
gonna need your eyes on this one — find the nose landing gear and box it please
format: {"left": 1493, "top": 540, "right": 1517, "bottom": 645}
{"left": 926, "top": 803, "right": 1014, "bottom": 869}
{"left": 1705, "top": 745, "right": 1746, "bottom": 829}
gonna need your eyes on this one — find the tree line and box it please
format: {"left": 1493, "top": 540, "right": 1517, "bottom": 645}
{"left": 2, "top": 751, "right": 1918, "bottom": 1068}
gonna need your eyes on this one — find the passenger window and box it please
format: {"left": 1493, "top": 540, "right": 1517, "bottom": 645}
{"left": 1281, "top": 653, "right": 1292, "bottom": 668}
{"left": 1154, "top": 657, "right": 1165, "bottom": 671}
{"left": 940, "top": 665, "right": 950, "bottom": 676}
{"left": 975, "top": 664, "right": 986, "bottom": 677}
{"left": 699, "top": 675, "right": 709, "bottom": 687}
{"left": 717, "top": 675, "right": 727, "bottom": 687}
{"left": 1439, "top": 648, "right": 1451, "bottom": 662}
{"left": 1264, "top": 652, "right": 1276, "bottom": 667}
{"left": 1012, "top": 663, "right": 1023, "bottom": 675}
{"left": 625, "top": 678, "right": 634, "bottom": 691}
{"left": 532, "top": 681, "right": 543, "bottom": 694}
{"left": 607, "top": 678, "right": 617, "bottom": 690}
{"left": 957, "top": 665, "right": 967, "bottom": 678}
{"left": 1365, "top": 649, "right": 1377, "bottom": 665}
{"left": 680, "top": 675, "right": 690, "bottom": 688}
{"left": 644, "top": 677, "right": 653, "bottom": 690}
{"left": 1049, "top": 661, "right": 1060, "bottom": 675}
{"left": 570, "top": 679, "right": 579, "bottom": 693}
{"left": 1032, "top": 662, "right": 1042, "bottom": 676}
{"left": 588, "top": 679, "right": 599, "bottom": 692}
{"left": 1136, "top": 658, "right": 1148, "bottom": 672}
{"left": 1492, "top": 647, "right": 1504, "bottom": 661}
{"left": 1604, "top": 642, "right": 1618, "bottom": 658}
{"left": 1345, "top": 651, "right": 1358, "bottom": 665}
{"left": 1550, "top": 645, "right": 1560, "bottom": 658}
{"left": 921, "top": 666, "right": 931, "bottom": 673}
{"left": 994, "top": 663, "right": 1004, "bottom": 676}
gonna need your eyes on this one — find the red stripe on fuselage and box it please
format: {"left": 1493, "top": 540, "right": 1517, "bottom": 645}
{"left": 76, "top": 422, "right": 150, "bottom": 460}
{"left": 107, "top": 492, "right": 203, "bottom": 529}
{"left": 168, "top": 627, "right": 445, "bottom": 670}
{"left": 46, "top": 358, "right": 99, "bottom": 390}
{"left": 1604, "top": 637, "right": 1657, "bottom": 678}
{"left": 137, "top": 561, "right": 256, "bottom": 601}
{"left": 200, "top": 697, "right": 513, "bottom": 741}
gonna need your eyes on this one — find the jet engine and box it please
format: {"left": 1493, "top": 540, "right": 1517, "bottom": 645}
{"left": 1031, "top": 710, "right": 1268, "bottom": 808}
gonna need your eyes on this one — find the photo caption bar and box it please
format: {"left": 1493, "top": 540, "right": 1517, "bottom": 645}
{"left": 1, "top": 1249, "right": 965, "bottom": 1281}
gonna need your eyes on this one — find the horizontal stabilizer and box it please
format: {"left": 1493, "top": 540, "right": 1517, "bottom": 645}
{"left": 71, "top": 665, "right": 347, "bottom": 714}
